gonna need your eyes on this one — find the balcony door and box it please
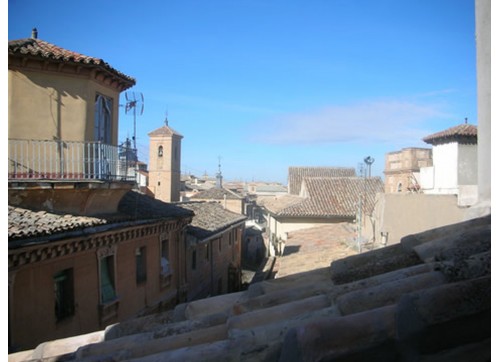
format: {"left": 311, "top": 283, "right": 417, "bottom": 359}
{"left": 93, "top": 94, "right": 113, "bottom": 178}
{"left": 94, "top": 94, "right": 113, "bottom": 144}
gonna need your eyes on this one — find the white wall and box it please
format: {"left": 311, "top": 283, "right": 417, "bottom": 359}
{"left": 432, "top": 143, "right": 458, "bottom": 193}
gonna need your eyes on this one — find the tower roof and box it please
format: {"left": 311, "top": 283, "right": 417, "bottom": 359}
{"left": 148, "top": 125, "right": 183, "bottom": 138}
{"left": 422, "top": 123, "right": 477, "bottom": 145}
{"left": 8, "top": 32, "right": 136, "bottom": 91}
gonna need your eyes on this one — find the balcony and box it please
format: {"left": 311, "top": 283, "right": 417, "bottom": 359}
{"left": 8, "top": 139, "right": 137, "bottom": 182}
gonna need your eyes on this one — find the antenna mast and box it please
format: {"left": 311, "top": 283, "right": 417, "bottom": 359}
{"left": 124, "top": 92, "right": 144, "bottom": 150}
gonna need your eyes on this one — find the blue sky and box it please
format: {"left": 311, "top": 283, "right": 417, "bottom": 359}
{"left": 8, "top": 0, "right": 479, "bottom": 184}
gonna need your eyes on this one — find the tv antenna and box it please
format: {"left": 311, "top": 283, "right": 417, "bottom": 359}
{"left": 124, "top": 92, "right": 144, "bottom": 150}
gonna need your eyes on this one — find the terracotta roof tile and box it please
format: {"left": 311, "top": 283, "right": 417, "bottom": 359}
{"left": 276, "top": 177, "right": 384, "bottom": 218}
{"left": 177, "top": 202, "right": 247, "bottom": 240}
{"left": 288, "top": 166, "right": 356, "bottom": 195}
{"left": 422, "top": 123, "right": 477, "bottom": 145}
{"left": 190, "top": 187, "right": 243, "bottom": 200}
{"left": 8, "top": 191, "right": 193, "bottom": 244}
{"left": 257, "top": 194, "right": 305, "bottom": 214}
{"left": 8, "top": 206, "right": 107, "bottom": 241}
{"left": 8, "top": 37, "right": 136, "bottom": 89}
{"left": 147, "top": 125, "right": 183, "bottom": 138}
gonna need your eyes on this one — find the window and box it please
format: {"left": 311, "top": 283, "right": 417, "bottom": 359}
{"left": 54, "top": 269, "right": 74, "bottom": 322}
{"left": 161, "top": 239, "right": 170, "bottom": 275}
{"left": 191, "top": 250, "right": 197, "bottom": 270}
{"left": 136, "top": 247, "right": 147, "bottom": 284}
{"left": 99, "top": 255, "right": 116, "bottom": 303}
{"left": 94, "top": 94, "right": 113, "bottom": 143}
{"left": 158, "top": 146, "right": 163, "bottom": 157}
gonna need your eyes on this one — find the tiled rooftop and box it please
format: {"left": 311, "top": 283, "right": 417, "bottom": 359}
{"left": 257, "top": 194, "right": 305, "bottom": 214}
{"left": 177, "top": 202, "right": 247, "bottom": 240}
{"left": 288, "top": 166, "right": 356, "bottom": 195}
{"left": 422, "top": 123, "right": 478, "bottom": 145}
{"left": 8, "top": 37, "right": 135, "bottom": 88}
{"left": 8, "top": 207, "right": 107, "bottom": 242}
{"left": 8, "top": 191, "right": 193, "bottom": 245}
{"left": 190, "top": 187, "right": 243, "bottom": 200}
{"left": 265, "top": 177, "right": 384, "bottom": 218}
{"left": 147, "top": 124, "right": 183, "bottom": 138}
{"left": 12, "top": 214, "right": 490, "bottom": 361}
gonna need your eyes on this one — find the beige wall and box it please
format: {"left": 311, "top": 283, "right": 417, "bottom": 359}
{"left": 218, "top": 199, "right": 244, "bottom": 215}
{"left": 8, "top": 67, "right": 120, "bottom": 144}
{"left": 372, "top": 193, "right": 469, "bottom": 246}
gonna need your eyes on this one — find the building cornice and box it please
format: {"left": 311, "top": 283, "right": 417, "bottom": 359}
{"left": 9, "top": 217, "right": 191, "bottom": 270}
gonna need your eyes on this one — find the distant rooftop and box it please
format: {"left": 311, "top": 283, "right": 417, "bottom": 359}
{"left": 266, "top": 177, "right": 384, "bottom": 218}
{"left": 190, "top": 187, "right": 243, "bottom": 200}
{"left": 423, "top": 123, "right": 477, "bottom": 145}
{"left": 148, "top": 124, "right": 183, "bottom": 138}
{"left": 288, "top": 166, "right": 356, "bottom": 195}
{"left": 177, "top": 202, "right": 247, "bottom": 241}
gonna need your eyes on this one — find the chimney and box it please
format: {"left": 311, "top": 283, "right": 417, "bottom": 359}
{"left": 31, "top": 28, "right": 38, "bottom": 39}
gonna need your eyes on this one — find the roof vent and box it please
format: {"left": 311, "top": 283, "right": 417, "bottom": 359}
{"left": 31, "top": 28, "right": 38, "bottom": 39}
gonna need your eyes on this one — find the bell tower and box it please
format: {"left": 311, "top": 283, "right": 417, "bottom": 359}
{"left": 147, "top": 118, "right": 182, "bottom": 202}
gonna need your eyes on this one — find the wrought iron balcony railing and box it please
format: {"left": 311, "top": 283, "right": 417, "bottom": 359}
{"left": 8, "top": 139, "right": 138, "bottom": 182}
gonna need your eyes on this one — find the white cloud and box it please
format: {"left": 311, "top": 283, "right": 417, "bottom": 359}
{"left": 253, "top": 99, "right": 452, "bottom": 146}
